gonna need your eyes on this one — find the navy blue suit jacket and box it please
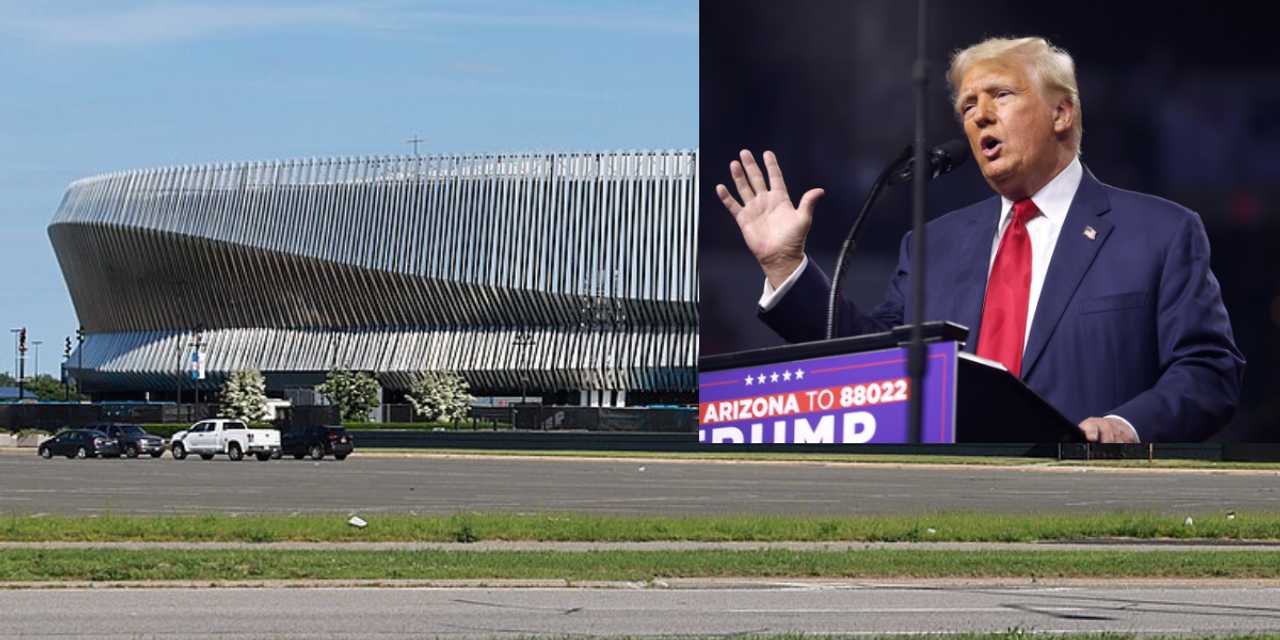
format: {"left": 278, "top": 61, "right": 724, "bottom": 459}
{"left": 760, "top": 167, "right": 1245, "bottom": 442}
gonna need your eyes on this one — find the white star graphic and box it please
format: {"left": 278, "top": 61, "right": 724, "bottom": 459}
{"left": 756, "top": 374, "right": 766, "bottom": 385}
{"left": 782, "top": 370, "right": 792, "bottom": 381}
{"left": 744, "top": 375, "right": 753, "bottom": 386}
{"left": 794, "top": 369, "right": 805, "bottom": 380}
{"left": 769, "top": 372, "right": 779, "bottom": 383}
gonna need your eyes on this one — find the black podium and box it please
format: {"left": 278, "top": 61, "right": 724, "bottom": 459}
{"left": 698, "top": 321, "right": 1081, "bottom": 443}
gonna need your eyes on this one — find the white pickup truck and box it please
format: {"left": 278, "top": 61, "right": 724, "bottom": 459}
{"left": 170, "top": 418, "right": 281, "bottom": 461}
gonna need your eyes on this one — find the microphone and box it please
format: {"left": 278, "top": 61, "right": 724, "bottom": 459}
{"left": 886, "top": 139, "right": 969, "bottom": 186}
{"left": 824, "top": 140, "right": 969, "bottom": 340}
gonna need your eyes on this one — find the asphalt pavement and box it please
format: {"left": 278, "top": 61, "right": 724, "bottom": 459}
{"left": 2, "top": 451, "right": 1279, "bottom": 515}
{"left": 3, "top": 583, "right": 1280, "bottom": 638}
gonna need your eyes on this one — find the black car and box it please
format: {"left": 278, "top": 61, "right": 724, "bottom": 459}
{"left": 281, "top": 425, "right": 353, "bottom": 460}
{"left": 95, "top": 423, "right": 166, "bottom": 458}
{"left": 37, "top": 429, "right": 121, "bottom": 459}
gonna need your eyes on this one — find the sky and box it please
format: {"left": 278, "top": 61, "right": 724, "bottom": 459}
{"left": 0, "top": 0, "right": 698, "bottom": 379}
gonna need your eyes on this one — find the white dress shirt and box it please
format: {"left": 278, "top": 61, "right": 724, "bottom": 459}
{"left": 757, "top": 156, "right": 1139, "bottom": 441}
{"left": 989, "top": 155, "right": 1081, "bottom": 349}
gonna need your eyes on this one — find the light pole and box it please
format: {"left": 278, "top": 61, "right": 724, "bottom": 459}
{"left": 510, "top": 331, "right": 535, "bottom": 430}
{"left": 174, "top": 328, "right": 182, "bottom": 411}
{"left": 32, "top": 340, "right": 42, "bottom": 379}
{"left": 63, "top": 337, "right": 71, "bottom": 401}
{"left": 189, "top": 325, "right": 206, "bottom": 412}
{"left": 512, "top": 331, "right": 535, "bottom": 405}
{"left": 75, "top": 327, "right": 84, "bottom": 401}
{"left": 9, "top": 328, "right": 19, "bottom": 382}
{"left": 17, "top": 328, "right": 26, "bottom": 400}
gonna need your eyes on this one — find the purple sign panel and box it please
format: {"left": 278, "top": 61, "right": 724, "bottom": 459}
{"left": 699, "top": 341, "right": 958, "bottom": 444}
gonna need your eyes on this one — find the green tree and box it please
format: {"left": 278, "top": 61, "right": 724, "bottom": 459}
{"left": 407, "top": 371, "right": 474, "bottom": 423}
{"left": 316, "top": 370, "right": 380, "bottom": 422}
{"left": 221, "top": 370, "right": 268, "bottom": 422}
{"left": 10, "top": 374, "right": 87, "bottom": 401}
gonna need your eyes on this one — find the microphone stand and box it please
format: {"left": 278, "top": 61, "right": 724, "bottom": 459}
{"left": 825, "top": 139, "right": 967, "bottom": 342}
{"left": 907, "top": 0, "right": 929, "bottom": 444}
{"left": 824, "top": 145, "right": 912, "bottom": 341}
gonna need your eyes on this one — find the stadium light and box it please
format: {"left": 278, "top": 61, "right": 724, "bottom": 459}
{"left": 406, "top": 135, "right": 425, "bottom": 157}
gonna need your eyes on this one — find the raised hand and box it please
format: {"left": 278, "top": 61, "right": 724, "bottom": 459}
{"left": 716, "top": 149, "right": 825, "bottom": 289}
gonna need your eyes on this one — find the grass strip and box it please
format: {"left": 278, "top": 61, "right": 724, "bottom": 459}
{"left": 1, "top": 511, "right": 1274, "bottom": 544}
{"left": 1, "top": 548, "right": 1278, "bottom": 582}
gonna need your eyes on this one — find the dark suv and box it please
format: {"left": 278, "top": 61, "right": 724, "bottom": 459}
{"left": 282, "top": 425, "right": 353, "bottom": 461}
{"left": 95, "top": 424, "right": 166, "bottom": 458}
{"left": 37, "top": 429, "right": 121, "bottom": 459}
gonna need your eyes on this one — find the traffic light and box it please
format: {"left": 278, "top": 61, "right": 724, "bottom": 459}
{"left": 76, "top": 327, "right": 84, "bottom": 343}
{"left": 18, "top": 328, "right": 25, "bottom": 353}
{"left": 64, "top": 337, "right": 72, "bottom": 357}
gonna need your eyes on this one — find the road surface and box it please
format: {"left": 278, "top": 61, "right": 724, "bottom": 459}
{"left": 2, "top": 583, "right": 1279, "bottom": 638}
{"left": 2, "top": 451, "right": 1277, "bottom": 515}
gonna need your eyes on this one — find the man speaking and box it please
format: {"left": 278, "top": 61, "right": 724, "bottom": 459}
{"left": 715, "top": 37, "right": 1244, "bottom": 443}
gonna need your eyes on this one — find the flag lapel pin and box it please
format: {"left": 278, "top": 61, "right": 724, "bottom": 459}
{"left": 1083, "top": 226, "right": 1097, "bottom": 240}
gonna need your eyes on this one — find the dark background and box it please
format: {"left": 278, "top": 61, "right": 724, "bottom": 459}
{"left": 699, "top": 0, "right": 1280, "bottom": 441}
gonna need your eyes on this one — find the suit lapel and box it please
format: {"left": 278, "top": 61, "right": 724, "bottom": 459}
{"left": 951, "top": 198, "right": 1001, "bottom": 353}
{"left": 1019, "top": 167, "right": 1113, "bottom": 378}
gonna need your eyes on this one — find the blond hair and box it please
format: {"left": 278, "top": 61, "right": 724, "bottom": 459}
{"left": 947, "top": 37, "right": 1082, "bottom": 151}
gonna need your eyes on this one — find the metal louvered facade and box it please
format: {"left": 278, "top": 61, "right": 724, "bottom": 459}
{"left": 48, "top": 150, "right": 699, "bottom": 401}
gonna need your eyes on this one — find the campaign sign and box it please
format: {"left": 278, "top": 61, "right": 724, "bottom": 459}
{"left": 698, "top": 341, "right": 958, "bottom": 444}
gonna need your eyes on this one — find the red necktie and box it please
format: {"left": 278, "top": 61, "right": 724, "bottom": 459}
{"left": 977, "top": 198, "right": 1039, "bottom": 376}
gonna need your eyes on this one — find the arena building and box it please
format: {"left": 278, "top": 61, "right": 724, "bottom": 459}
{"left": 49, "top": 150, "right": 699, "bottom": 407}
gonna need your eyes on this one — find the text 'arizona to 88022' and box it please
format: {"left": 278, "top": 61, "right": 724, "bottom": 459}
{"left": 699, "top": 377, "right": 909, "bottom": 425}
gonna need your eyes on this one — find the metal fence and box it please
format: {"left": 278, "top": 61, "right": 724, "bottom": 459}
{"left": 0, "top": 403, "right": 219, "bottom": 431}
{"left": 380, "top": 404, "right": 693, "bottom": 432}
{"left": 509, "top": 406, "right": 696, "bottom": 432}
{"left": 0, "top": 403, "right": 692, "bottom": 433}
